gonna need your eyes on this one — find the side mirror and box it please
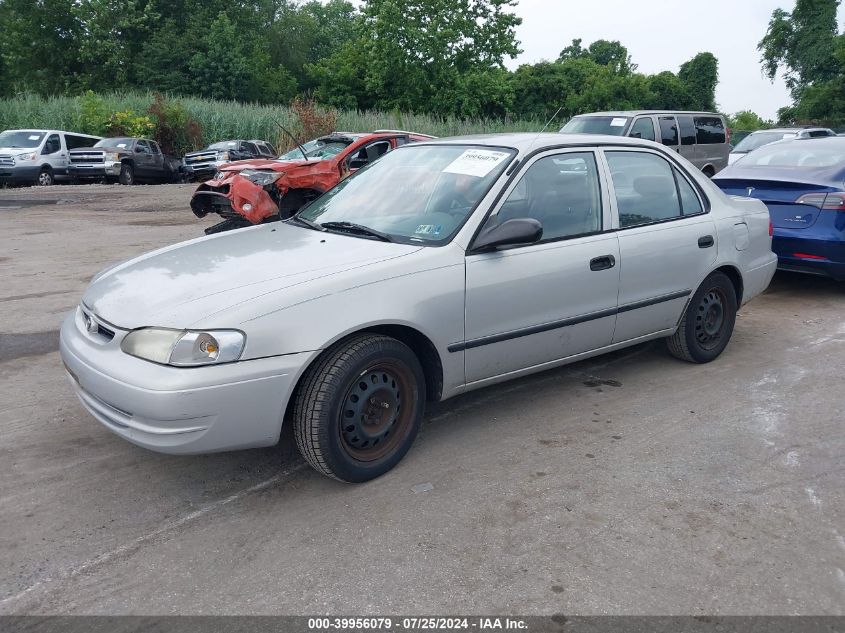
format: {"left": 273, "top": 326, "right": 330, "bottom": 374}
{"left": 135, "top": 146, "right": 144, "bottom": 153}
{"left": 472, "top": 218, "right": 543, "bottom": 252}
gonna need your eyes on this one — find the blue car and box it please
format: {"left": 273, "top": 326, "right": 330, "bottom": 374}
{"left": 713, "top": 137, "right": 845, "bottom": 280}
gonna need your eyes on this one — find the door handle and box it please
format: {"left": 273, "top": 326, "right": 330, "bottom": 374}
{"left": 698, "top": 235, "right": 715, "bottom": 248}
{"left": 590, "top": 255, "right": 616, "bottom": 271}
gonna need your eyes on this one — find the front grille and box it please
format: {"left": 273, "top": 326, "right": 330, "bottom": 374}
{"left": 0, "top": 155, "right": 14, "bottom": 167}
{"left": 80, "top": 307, "right": 116, "bottom": 342}
{"left": 70, "top": 152, "right": 104, "bottom": 164}
{"left": 186, "top": 153, "right": 217, "bottom": 164}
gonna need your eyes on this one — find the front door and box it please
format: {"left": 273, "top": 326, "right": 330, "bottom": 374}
{"left": 603, "top": 148, "right": 717, "bottom": 343}
{"left": 463, "top": 150, "right": 620, "bottom": 384}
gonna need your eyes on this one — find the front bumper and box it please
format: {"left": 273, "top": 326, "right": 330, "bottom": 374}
{"left": 0, "top": 165, "right": 40, "bottom": 183}
{"left": 68, "top": 163, "right": 122, "bottom": 179}
{"left": 183, "top": 161, "right": 225, "bottom": 180}
{"left": 59, "top": 309, "right": 312, "bottom": 454}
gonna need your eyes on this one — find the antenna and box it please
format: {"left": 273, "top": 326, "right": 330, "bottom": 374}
{"left": 538, "top": 106, "right": 564, "bottom": 135}
{"left": 272, "top": 118, "right": 310, "bottom": 162}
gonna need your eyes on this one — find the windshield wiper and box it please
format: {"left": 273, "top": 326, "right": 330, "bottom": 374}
{"left": 320, "top": 221, "right": 394, "bottom": 242}
{"left": 287, "top": 215, "right": 325, "bottom": 232}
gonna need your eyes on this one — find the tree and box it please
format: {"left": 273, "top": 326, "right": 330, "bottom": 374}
{"left": 359, "top": 0, "right": 522, "bottom": 113}
{"left": 678, "top": 52, "right": 718, "bottom": 111}
{"left": 727, "top": 110, "right": 772, "bottom": 131}
{"left": 558, "top": 38, "right": 635, "bottom": 75}
{"left": 646, "top": 71, "right": 694, "bottom": 110}
{"left": 759, "top": 0, "right": 840, "bottom": 98}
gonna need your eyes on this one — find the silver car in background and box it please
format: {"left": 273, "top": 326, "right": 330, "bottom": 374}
{"left": 561, "top": 111, "right": 731, "bottom": 177}
{"left": 60, "top": 134, "right": 777, "bottom": 482}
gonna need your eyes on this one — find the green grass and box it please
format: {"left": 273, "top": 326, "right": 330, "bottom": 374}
{"left": 0, "top": 92, "right": 544, "bottom": 149}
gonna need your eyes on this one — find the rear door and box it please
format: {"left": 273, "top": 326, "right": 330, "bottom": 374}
{"left": 603, "top": 147, "right": 717, "bottom": 343}
{"left": 463, "top": 149, "right": 619, "bottom": 383}
{"left": 134, "top": 140, "right": 154, "bottom": 177}
{"left": 694, "top": 116, "right": 729, "bottom": 173}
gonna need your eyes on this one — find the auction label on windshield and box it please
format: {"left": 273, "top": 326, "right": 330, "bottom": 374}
{"left": 443, "top": 149, "right": 510, "bottom": 178}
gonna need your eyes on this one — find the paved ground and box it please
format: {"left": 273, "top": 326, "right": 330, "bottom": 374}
{"left": 0, "top": 185, "right": 843, "bottom": 615}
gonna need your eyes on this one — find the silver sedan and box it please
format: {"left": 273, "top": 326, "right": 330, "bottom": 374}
{"left": 60, "top": 133, "right": 777, "bottom": 482}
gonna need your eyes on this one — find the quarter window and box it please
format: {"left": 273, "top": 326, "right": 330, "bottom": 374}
{"left": 606, "top": 151, "right": 703, "bottom": 227}
{"left": 486, "top": 152, "right": 602, "bottom": 241}
{"left": 659, "top": 117, "right": 678, "bottom": 147}
{"left": 694, "top": 117, "right": 726, "bottom": 144}
{"left": 628, "top": 118, "right": 655, "bottom": 141}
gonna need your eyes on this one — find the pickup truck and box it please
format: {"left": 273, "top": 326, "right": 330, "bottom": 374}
{"left": 68, "top": 137, "right": 181, "bottom": 185}
{"left": 182, "top": 140, "right": 269, "bottom": 181}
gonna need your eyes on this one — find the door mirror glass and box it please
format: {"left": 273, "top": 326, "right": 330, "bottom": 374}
{"left": 473, "top": 218, "right": 543, "bottom": 251}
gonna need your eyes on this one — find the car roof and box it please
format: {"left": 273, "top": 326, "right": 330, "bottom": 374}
{"left": 2, "top": 129, "right": 101, "bottom": 136}
{"left": 571, "top": 111, "right": 722, "bottom": 117}
{"left": 415, "top": 132, "right": 665, "bottom": 153}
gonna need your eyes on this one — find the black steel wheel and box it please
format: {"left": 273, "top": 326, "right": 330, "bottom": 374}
{"left": 667, "top": 271, "right": 737, "bottom": 363}
{"left": 293, "top": 334, "right": 425, "bottom": 482}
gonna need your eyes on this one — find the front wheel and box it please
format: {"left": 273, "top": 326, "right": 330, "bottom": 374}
{"left": 293, "top": 334, "right": 426, "bottom": 483}
{"left": 667, "top": 271, "right": 737, "bottom": 363}
{"left": 36, "top": 167, "right": 54, "bottom": 186}
{"left": 118, "top": 163, "right": 135, "bottom": 185}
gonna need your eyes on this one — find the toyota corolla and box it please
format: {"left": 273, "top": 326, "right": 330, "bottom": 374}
{"left": 60, "top": 134, "right": 777, "bottom": 482}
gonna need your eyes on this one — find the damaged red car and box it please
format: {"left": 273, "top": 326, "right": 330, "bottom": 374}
{"left": 191, "top": 130, "right": 436, "bottom": 234}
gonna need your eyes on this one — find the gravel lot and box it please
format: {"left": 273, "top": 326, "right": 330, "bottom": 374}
{"left": 0, "top": 184, "right": 843, "bottom": 615}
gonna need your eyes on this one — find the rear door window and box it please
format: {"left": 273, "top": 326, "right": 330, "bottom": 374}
{"left": 628, "top": 118, "right": 655, "bottom": 141}
{"left": 659, "top": 117, "right": 679, "bottom": 147}
{"left": 694, "top": 117, "right": 726, "bottom": 144}
{"left": 605, "top": 151, "right": 703, "bottom": 226}
{"left": 678, "top": 116, "right": 696, "bottom": 146}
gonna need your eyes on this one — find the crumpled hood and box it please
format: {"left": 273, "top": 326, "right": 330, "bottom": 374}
{"left": 83, "top": 223, "right": 421, "bottom": 329}
{"left": 219, "top": 158, "right": 311, "bottom": 173}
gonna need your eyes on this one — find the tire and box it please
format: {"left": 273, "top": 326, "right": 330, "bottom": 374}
{"left": 293, "top": 334, "right": 426, "bottom": 483}
{"left": 118, "top": 163, "right": 135, "bottom": 186}
{"left": 36, "top": 167, "right": 54, "bottom": 186}
{"left": 667, "top": 271, "right": 738, "bottom": 363}
{"left": 204, "top": 217, "right": 251, "bottom": 235}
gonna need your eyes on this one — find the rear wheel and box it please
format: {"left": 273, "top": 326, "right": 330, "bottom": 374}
{"left": 293, "top": 334, "right": 426, "bottom": 483}
{"left": 36, "top": 167, "right": 54, "bottom": 186}
{"left": 667, "top": 271, "right": 737, "bottom": 363}
{"left": 118, "top": 163, "right": 134, "bottom": 185}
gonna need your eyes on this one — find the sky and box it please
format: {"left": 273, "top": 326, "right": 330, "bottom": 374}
{"left": 504, "top": 0, "right": 845, "bottom": 120}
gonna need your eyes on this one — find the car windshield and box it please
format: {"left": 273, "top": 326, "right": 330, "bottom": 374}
{"left": 279, "top": 138, "right": 352, "bottom": 160}
{"left": 0, "top": 130, "right": 45, "bottom": 148}
{"left": 738, "top": 141, "right": 845, "bottom": 168}
{"left": 733, "top": 131, "right": 796, "bottom": 153}
{"left": 297, "top": 144, "right": 515, "bottom": 245}
{"left": 209, "top": 141, "right": 238, "bottom": 150}
{"left": 561, "top": 116, "right": 629, "bottom": 136}
{"left": 95, "top": 138, "right": 133, "bottom": 149}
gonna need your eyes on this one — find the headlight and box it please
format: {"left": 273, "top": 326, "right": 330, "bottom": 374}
{"left": 16, "top": 151, "right": 37, "bottom": 161}
{"left": 216, "top": 151, "right": 230, "bottom": 161}
{"left": 121, "top": 328, "right": 245, "bottom": 366}
{"left": 104, "top": 151, "right": 120, "bottom": 162}
{"left": 240, "top": 170, "right": 284, "bottom": 187}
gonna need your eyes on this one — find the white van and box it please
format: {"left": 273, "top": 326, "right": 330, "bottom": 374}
{"left": 0, "top": 129, "right": 103, "bottom": 186}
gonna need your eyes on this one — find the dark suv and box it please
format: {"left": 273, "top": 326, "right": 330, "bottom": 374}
{"left": 182, "top": 140, "right": 267, "bottom": 181}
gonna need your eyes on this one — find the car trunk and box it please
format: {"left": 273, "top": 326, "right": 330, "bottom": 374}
{"left": 716, "top": 178, "right": 836, "bottom": 229}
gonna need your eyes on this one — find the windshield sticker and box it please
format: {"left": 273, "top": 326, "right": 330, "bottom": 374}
{"left": 28, "top": 135, "right": 41, "bottom": 140}
{"left": 116, "top": 143, "right": 127, "bottom": 149}
{"left": 610, "top": 118, "right": 627, "bottom": 127}
{"left": 415, "top": 224, "right": 442, "bottom": 237}
{"left": 443, "top": 149, "right": 509, "bottom": 178}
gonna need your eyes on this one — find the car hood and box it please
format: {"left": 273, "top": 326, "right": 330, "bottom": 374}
{"left": 83, "top": 223, "right": 421, "bottom": 330}
{"left": 0, "top": 146, "right": 39, "bottom": 154}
